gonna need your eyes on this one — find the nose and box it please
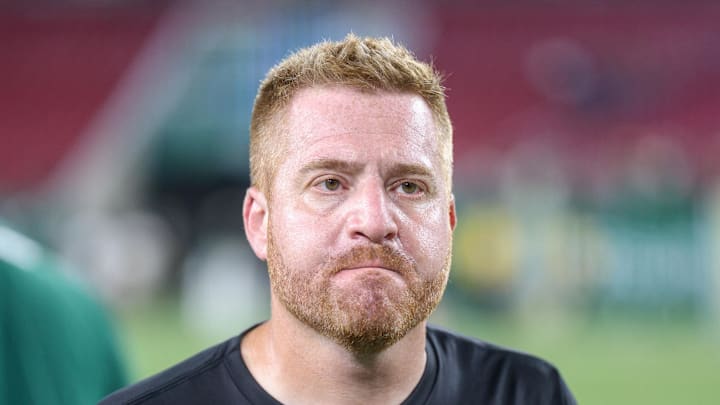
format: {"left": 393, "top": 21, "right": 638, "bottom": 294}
{"left": 345, "top": 180, "right": 398, "bottom": 243}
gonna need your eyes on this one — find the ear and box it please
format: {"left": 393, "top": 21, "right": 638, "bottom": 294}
{"left": 243, "top": 186, "right": 269, "bottom": 261}
{"left": 448, "top": 194, "right": 457, "bottom": 231}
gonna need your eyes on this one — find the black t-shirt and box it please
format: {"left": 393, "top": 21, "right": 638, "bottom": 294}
{"left": 99, "top": 325, "right": 576, "bottom": 404}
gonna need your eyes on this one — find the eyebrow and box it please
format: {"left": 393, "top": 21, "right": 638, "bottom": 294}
{"left": 299, "top": 159, "right": 363, "bottom": 175}
{"left": 385, "top": 163, "right": 435, "bottom": 180}
{"left": 300, "top": 159, "right": 434, "bottom": 179}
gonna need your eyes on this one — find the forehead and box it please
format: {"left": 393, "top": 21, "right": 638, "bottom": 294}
{"left": 281, "top": 86, "right": 439, "bottom": 162}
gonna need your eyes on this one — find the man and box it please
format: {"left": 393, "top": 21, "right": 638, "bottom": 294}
{"left": 101, "top": 34, "right": 576, "bottom": 404}
{"left": 0, "top": 222, "right": 127, "bottom": 405}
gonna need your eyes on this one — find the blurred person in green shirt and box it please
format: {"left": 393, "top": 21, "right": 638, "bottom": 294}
{"left": 0, "top": 222, "right": 128, "bottom": 405}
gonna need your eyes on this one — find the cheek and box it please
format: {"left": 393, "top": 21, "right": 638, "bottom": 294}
{"left": 403, "top": 206, "right": 452, "bottom": 272}
{"left": 270, "top": 203, "right": 330, "bottom": 263}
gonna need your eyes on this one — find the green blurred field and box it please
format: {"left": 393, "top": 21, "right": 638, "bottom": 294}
{"left": 116, "top": 297, "right": 720, "bottom": 405}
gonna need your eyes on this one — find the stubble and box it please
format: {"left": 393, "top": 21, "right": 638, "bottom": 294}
{"left": 266, "top": 228, "right": 451, "bottom": 355}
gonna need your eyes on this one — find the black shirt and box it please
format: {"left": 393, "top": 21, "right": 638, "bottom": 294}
{"left": 99, "top": 325, "right": 576, "bottom": 404}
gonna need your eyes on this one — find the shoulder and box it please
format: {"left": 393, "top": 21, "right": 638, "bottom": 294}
{"left": 99, "top": 336, "right": 241, "bottom": 405}
{"left": 426, "top": 325, "right": 576, "bottom": 404}
{"left": 428, "top": 325, "right": 556, "bottom": 376}
{"left": 0, "top": 228, "right": 121, "bottom": 354}
{"left": 0, "top": 225, "right": 128, "bottom": 403}
{"left": 0, "top": 224, "right": 105, "bottom": 324}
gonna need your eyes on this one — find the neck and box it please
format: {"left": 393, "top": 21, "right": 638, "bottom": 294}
{"left": 241, "top": 298, "right": 427, "bottom": 405}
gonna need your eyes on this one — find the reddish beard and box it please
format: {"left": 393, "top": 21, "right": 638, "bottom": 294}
{"left": 266, "top": 229, "right": 450, "bottom": 355}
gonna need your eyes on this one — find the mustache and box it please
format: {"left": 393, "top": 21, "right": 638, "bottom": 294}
{"left": 327, "top": 245, "right": 415, "bottom": 276}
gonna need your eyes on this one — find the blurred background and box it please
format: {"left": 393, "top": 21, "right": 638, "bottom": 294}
{"left": 2, "top": 0, "right": 719, "bottom": 403}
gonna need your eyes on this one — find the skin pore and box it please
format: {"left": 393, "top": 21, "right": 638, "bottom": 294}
{"left": 242, "top": 86, "right": 456, "bottom": 404}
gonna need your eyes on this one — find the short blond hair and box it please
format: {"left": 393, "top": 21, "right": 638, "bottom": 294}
{"left": 249, "top": 34, "right": 453, "bottom": 194}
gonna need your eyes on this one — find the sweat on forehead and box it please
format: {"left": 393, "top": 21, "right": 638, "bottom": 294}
{"left": 286, "top": 87, "right": 437, "bottom": 138}
{"left": 266, "top": 87, "right": 449, "bottom": 198}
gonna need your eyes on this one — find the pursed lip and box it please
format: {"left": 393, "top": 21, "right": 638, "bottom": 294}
{"left": 340, "top": 262, "right": 397, "bottom": 273}
{"left": 332, "top": 256, "right": 408, "bottom": 283}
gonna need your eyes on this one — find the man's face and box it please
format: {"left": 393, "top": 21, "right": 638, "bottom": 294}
{"left": 265, "top": 86, "right": 455, "bottom": 353}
